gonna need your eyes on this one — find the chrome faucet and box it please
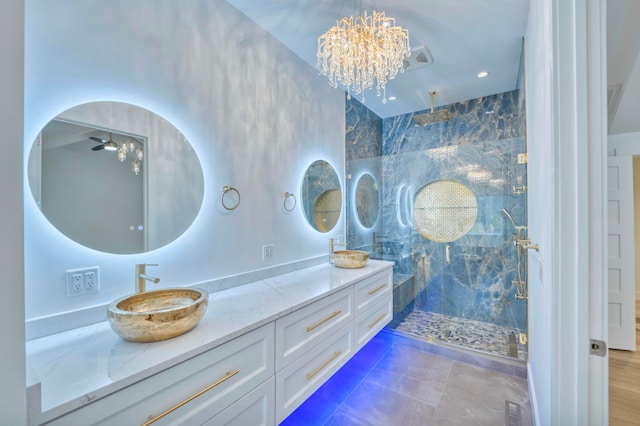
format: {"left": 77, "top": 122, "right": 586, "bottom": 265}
{"left": 329, "top": 238, "right": 347, "bottom": 264}
{"left": 136, "top": 263, "right": 160, "bottom": 293}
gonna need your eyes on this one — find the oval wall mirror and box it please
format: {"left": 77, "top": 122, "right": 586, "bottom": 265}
{"left": 355, "top": 173, "right": 379, "bottom": 228}
{"left": 28, "top": 101, "right": 204, "bottom": 254}
{"left": 301, "top": 160, "right": 342, "bottom": 233}
{"left": 413, "top": 179, "right": 477, "bottom": 242}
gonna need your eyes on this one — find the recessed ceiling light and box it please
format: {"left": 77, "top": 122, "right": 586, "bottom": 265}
{"left": 388, "top": 96, "right": 397, "bottom": 101}
{"left": 477, "top": 71, "right": 489, "bottom": 79}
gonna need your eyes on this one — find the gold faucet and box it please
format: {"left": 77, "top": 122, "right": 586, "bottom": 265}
{"left": 136, "top": 263, "right": 160, "bottom": 293}
{"left": 329, "top": 238, "right": 347, "bottom": 264}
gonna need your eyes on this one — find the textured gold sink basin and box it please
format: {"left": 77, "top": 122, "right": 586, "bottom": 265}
{"left": 332, "top": 250, "right": 370, "bottom": 269}
{"left": 108, "top": 288, "right": 208, "bottom": 343}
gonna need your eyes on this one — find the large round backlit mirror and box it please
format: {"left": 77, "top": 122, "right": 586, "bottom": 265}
{"left": 301, "top": 160, "right": 342, "bottom": 233}
{"left": 355, "top": 173, "right": 379, "bottom": 228}
{"left": 413, "top": 179, "right": 477, "bottom": 242}
{"left": 28, "top": 101, "right": 204, "bottom": 254}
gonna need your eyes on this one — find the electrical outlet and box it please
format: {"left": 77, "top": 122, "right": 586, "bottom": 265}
{"left": 84, "top": 268, "right": 99, "bottom": 294}
{"left": 263, "top": 244, "right": 274, "bottom": 260}
{"left": 72, "top": 274, "right": 83, "bottom": 293}
{"left": 65, "top": 267, "right": 100, "bottom": 297}
{"left": 66, "top": 271, "right": 84, "bottom": 297}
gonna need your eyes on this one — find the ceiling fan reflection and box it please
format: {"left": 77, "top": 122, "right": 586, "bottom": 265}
{"left": 89, "top": 133, "right": 118, "bottom": 151}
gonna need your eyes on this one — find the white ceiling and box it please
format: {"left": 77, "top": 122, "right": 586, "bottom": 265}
{"left": 226, "top": 0, "right": 640, "bottom": 134}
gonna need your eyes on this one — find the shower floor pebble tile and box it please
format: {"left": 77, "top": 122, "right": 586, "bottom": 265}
{"left": 394, "top": 310, "right": 528, "bottom": 360}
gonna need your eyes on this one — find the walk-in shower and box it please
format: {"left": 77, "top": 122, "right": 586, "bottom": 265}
{"left": 346, "top": 89, "right": 528, "bottom": 361}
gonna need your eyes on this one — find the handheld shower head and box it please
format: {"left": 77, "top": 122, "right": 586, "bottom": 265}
{"left": 502, "top": 208, "right": 518, "bottom": 229}
{"left": 503, "top": 208, "right": 528, "bottom": 238}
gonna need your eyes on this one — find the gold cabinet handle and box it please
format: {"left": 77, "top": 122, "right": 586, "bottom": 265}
{"left": 306, "top": 351, "right": 341, "bottom": 381}
{"left": 306, "top": 310, "right": 342, "bottom": 332}
{"left": 142, "top": 369, "right": 240, "bottom": 426}
{"left": 367, "top": 283, "right": 388, "bottom": 295}
{"left": 368, "top": 313, "right": 387, "bottom": 329}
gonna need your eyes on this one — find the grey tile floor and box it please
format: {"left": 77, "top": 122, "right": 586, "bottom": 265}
{"left": 282, "top": 329, "right": 532, "bottom": 426}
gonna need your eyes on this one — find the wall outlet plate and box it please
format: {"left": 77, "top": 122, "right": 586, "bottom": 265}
{"left": 263, "top": 244, "right": 274, "bottom": 260}
{"left": 65, "top": 267, "right": 100, "bottom": 297}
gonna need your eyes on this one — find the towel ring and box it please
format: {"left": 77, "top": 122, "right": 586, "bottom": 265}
{"left": 221, "top": 186, "right": 240, "bottom": 211}
{"left": 283, "top": 192, "right": 297, "bottom": 212}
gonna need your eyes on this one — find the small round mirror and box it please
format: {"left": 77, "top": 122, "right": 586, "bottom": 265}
{"left": 301, "top": 160, "right": 342, "bottom": 233}
{"left": 355, "top": 173, "right": 379, "bottom": 228}
{"left": 28, "top": 101, "right": 204, "bottom": 254}
{"left": 413, "top": 179, "right": 477, "bottom": 242}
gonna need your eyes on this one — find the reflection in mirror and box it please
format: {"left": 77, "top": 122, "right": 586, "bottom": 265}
{"left": 28, "top": 101, "right": 204, "bottom": 254}
{"left": 397, "top": 185, "right": 412, "bottom": 226}
{"left": 301, "top": 160, "right": 342, "bottom": 233}
{"left": 355, "top": 173, "right": 379, "bottom": 228}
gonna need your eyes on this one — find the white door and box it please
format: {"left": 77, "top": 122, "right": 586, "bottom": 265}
{"left": 608, "top": 155, "right": 637, "bottom": 351}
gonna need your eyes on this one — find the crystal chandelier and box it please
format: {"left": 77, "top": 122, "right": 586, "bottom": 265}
{"left": 117, "top": 137, "right": 144, "bottom": 175}
{"left": 317, "top": 4, "right": 410, "bottom": 103}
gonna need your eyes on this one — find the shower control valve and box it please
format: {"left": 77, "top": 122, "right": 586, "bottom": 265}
{"left": 515, "top": 239, "right": 540, "bottom": 252}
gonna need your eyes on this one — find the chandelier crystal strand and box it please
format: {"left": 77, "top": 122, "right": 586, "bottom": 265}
{"left": 132, "top": 159, "right": 140, "bottom": 175}
{"left": 317, "top": 9, "right": 409, "bottom": 103}
{"left": 118, "top": 144, "right": 127, "bottom": 162}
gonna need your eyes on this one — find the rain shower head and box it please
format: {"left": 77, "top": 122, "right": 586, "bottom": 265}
{"left": 412, "top": 91, "right": 450, "bottom": 126}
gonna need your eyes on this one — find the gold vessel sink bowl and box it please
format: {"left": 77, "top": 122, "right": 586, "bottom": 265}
{"left": 332, "top": 250, "right": 370, "bottom": 269}
{"left": 108, "top": 288, "right": 208, "bottom": 343}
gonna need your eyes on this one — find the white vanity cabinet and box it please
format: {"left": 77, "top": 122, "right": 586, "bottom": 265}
{"left": 45, "top": 323, "right": 274, "bottom": 426}
{"left": 275, "top": 323, "right": 354, "bottom": 422}
{"left": 353, "top": 268, "right": 393, "bottom": 350}
{"left": 354, "top": 268, "right": 392, "bottom": 314}
{"left": 355, "top": 297, "right": 393, "bottom": 350}
{"left": 203, "top": 377, "right": 275, "bottom": 426}
{"left": 274, "top": 268, "right": 392, "bottom": 423}
{"left": 275, "top": 286, "right": 353, "bottom": 372}
{"left": 28, "top": 261, "right": 394, "bottom": 426}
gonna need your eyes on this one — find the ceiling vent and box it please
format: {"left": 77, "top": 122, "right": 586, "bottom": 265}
{"left": 403, "top": 46, "right": 433, "bottom": 72}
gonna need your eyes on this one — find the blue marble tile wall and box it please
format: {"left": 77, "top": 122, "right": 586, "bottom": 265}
{"left": 345, "top": 90, "right": 527, "bottom": 331}
{"left": 382, "top": 90, "right": 527, "bottom": 330}
{"left": 345, "top": 95, "right": 382, "bottom": 161}
{"left": 345, "top": 96, "right": 383, "bottom": 249}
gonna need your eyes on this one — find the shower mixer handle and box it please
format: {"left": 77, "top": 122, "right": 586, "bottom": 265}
{"left": 514, "top": 239, "right": 540, "bottom": 252}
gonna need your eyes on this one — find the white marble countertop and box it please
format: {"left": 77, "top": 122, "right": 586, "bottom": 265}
{"left": 26, "top": 260, "right": 393, "bottom": 424}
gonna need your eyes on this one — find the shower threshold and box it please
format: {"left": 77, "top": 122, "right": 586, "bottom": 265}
{"left": 393, "top": 310, "right": 528, "bottom": 361}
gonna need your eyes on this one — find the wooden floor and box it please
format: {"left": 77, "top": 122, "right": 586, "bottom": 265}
{"left": 609, "top": 300, "right": 640, "bottom": 425}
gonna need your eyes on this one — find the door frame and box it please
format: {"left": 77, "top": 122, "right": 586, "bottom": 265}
{"left": 551, "top": 0, "right": 608, "bottom": 424}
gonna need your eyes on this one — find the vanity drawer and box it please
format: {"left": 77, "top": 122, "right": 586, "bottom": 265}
{"left": 275, "top": 323, "right": 353, "bottom": 423}
{"left": 203, "top": 376, "right": 275, "bottom": 426}
{"left": 354, "top": 269, "right": 392, "bottom": 314}
{"left": 354, "top": 297, "right": 392, "bottom": 350}
{"left": 275, "top": 287, "right": 352, "bottom": 371}
{"left": 46, "top": 323, "right": 274, "bottom": 426}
